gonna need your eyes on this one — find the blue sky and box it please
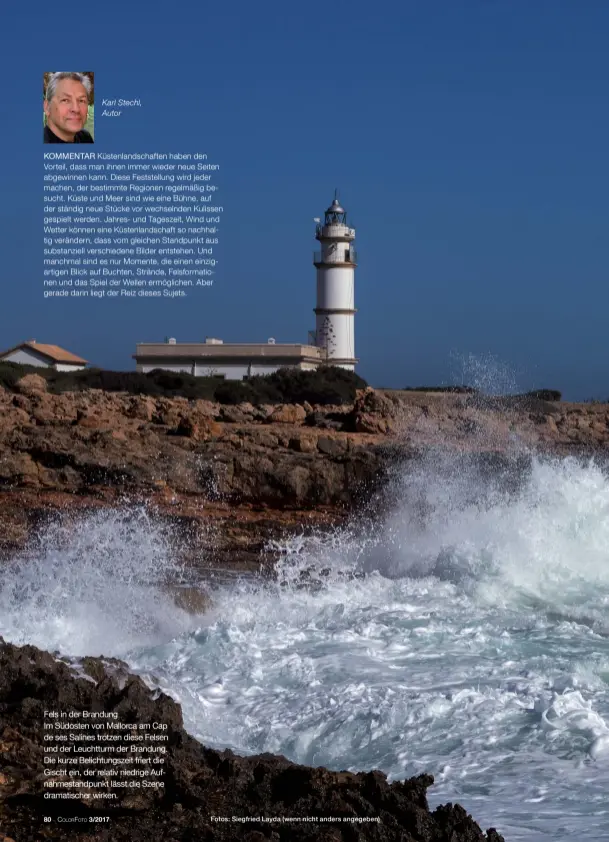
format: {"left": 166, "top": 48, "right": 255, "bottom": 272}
{"left": 1, "top": 1, "right": 607, "bottom": 398}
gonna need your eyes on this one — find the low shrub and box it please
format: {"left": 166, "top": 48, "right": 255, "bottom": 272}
{"left": 43, "top": 368, "right": 223, "bottom": 400}
{"left": 261, "top": 366, "right": 367, "bottom": 405}
{"left": 523, "top": 389, "right": 561, "bottom": 402}
{"left": 213, "top": 367, "right": 366, "bottom": 406}
{"left": 214, "top": 380, "right": 259, "bottom": 405}
{"left": 0, "top": 361, "right": 367, "bottom": 405}
{"left": 0, "top": 361, "right": 42, "bottom": 390}
{"left": 47, "top": 368, "right": 162, "bottom": 395}
{"left": 145, "top": 370, "right": 222, "bottom": 400}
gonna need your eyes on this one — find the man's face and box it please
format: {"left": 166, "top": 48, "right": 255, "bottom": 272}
{"left": 44, "top": 78, "right": 89, "bottom": 140}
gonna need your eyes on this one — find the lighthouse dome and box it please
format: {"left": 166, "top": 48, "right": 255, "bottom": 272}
{"left": 326, "top": 198, "right": 345, "bottom": 214}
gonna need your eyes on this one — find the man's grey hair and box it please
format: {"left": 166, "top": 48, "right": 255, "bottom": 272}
{"left": 45, "top": 72, "right": 92, "bottom": 103}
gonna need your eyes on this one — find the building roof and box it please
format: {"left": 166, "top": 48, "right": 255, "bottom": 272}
{"left": 0, "top": 341, "right": 88, "bottom": 365}
{"left": 134, "top": 343, "right": 323, "bottom": 361}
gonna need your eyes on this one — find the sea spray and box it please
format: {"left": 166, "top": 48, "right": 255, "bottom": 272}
{"left": 0, "top": 507, "right": 203, "bottom": 656}
{"left": 2, "top": 454, "right": 609, "bottom": 838}
{"left": 450, "top": 350, "right": 521, "bottom": 397}
{"left": 361, "top": 451, "right": 609, "bottom": 618}
{"left": 131, "top": 450, "right": 609, "bottom": 840}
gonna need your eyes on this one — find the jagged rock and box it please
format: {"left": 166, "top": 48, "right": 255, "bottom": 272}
{"left": 1, "top": 406, "right": 30, "bottom": 429}
{"left": 356, "top": 388, "right": 398, "bottom": 416}
{"left": 344, "top": 389, "right": 400, "bottom": 435}
{"left": 0, "top": 637, "right": 505, "bottom": 841}
{"left": 0, "top": 452, "right": 38, "bottom": 484}
{"left": 289, "top": 433, "right": 318, "bottom": 453}
{"left": 355, "top": 414, "right": 391, "bottom": 434}
{"left": 242, "top": 428, "right": 278, "bottom": 449}
{"left": 317, "top": 435, "right": 348, "bottom": 456}
{"left": 219, "top": 403, "right": 257, "bottom": 423}
{"left": 191, "top": 398, "right": 219, "bottom": 417}
{"left": 126, "top": 396, "right": 156, "bottom": 421}
{"left": 151, "top": 402, "right": 183, "bottom": 427}
{"left": 75, "top": 410, "right": 104, "bottom": 428}
{"left": 172, "top": 413, "right": 222, "bottom": 441}
{"left": 305, "top": 410, "right": 344, "bottom": 430}
{"left": 173, "top": 415, "right": 199, "bottom": 438}
{"left": 1, "top": 385, "right": 609, "bottom": 563}
{"left": 10, "top": 394, "right": 29, "bottom": 410}
{"left": 269, "top": 404, "right": 307, "bottom": 424}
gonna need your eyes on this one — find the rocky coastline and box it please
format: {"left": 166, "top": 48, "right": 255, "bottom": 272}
{"left": 2, "top": 378, "right": 609, "bottom": 839}
{"left": 1, "top": 377, "right": 608, "bottom": 569}
{"left": 0, "top": 636, "right": 504, "bottom": 841}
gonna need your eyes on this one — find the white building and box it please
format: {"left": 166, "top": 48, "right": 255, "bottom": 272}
{"left": 134, "top": 194, "right": 358, "bottom": 379}
{"left": 134, "top": 338, "right": 323, "bottom": 379}
{"left": 313, "top": 195, "right": 358, "bottom": 370}
{"left": 0, "top": 340, "right": 88, "bottom": 371}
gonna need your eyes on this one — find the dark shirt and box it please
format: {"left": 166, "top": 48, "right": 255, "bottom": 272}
{"left": 44, "top": 124, "right": 94, "bottom": 144}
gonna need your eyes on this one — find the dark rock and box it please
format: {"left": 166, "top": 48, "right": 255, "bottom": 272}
{"left": 317, "top": 436, "right": 348, "bottom": 457}
{"left": 0, "top": 637, "right": 504, "bottom": 841}
{"left": 305, "top": 411, "right": 344, "bottom": 430}
{"left": 288, "top": 433, "right": 317, "bottom": 453}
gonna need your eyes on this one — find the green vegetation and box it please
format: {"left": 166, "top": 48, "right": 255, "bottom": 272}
{"left": 260, "top": 366, "right": 367, "bottom": 405}
{"left": 521, "top": 389, "right": 561, "bottom": 402}
{"left": 0, "top": 362, "right": 26, "bottom": 392}
{"left": 0, "top": 362, "right": 366, "bottom": 406}
{"left": 2, "top": 360, "right": 562, "bottom": 405}
{"left": 395, "top": 386, "right": 562, "bottom": 401}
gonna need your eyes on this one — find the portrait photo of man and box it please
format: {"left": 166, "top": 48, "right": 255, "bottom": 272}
{"left": 43, "top": 72, "right": 94, "bottom": 143}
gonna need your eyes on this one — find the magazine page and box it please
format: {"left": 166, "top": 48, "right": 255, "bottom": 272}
{"left": 1, "top": 3, "right": 608, "bottom": 841}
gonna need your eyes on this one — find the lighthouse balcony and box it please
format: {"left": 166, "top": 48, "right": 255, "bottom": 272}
{"left": 315, "top": 223, "right": 355, "bottom": 240}
{"left": 313, "top": 248, "right": 357, "bottom": 266}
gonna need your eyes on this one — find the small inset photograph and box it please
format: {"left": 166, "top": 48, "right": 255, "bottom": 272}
{"left": 43, "top": 72, "right": 94, "bottom": 144}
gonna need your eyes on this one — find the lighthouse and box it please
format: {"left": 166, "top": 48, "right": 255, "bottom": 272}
{"left": 313, "top": 193, "right": 357, "bottom": 370}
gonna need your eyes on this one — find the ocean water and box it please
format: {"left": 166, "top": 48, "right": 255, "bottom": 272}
{"left": 2, "top": 450, "right": 609, "bottom": 841}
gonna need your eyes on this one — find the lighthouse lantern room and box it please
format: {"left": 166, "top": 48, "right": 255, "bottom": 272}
{"left": 313, "top": 193, "right": 357, "bottom": 370}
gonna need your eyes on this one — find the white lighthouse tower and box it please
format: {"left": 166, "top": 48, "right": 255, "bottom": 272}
{"left": 313, "top": 193, "right": 357, "bottom": 370}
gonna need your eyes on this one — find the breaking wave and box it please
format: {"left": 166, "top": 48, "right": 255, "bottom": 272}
{"left": 0, "top": 507, "right": 203, "bottom": 656}
{"left": 2, "top": 451, "right": 609, "bottom": 839}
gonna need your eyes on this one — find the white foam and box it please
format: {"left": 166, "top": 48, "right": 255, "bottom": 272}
{"left": 0, "top": 507, "right": 201, "bottom": 656}
{"left": 2, "top": 455, "right": 609, "bottom": 839}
